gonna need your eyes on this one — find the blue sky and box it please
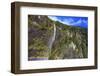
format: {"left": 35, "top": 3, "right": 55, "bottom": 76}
{"left": 48, "top": 16, "right": 88, "bottom": 28}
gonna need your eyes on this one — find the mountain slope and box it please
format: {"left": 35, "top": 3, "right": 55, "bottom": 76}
{"left": 28, "top": 15, "right": 88, "bottom": 60}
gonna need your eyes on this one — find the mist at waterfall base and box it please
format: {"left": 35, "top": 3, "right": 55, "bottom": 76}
{"left": 48, "top": 16, "right": 88, "bottom": 28}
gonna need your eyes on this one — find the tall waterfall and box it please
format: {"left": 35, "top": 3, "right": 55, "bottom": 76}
{"left": 48, "top": 23, "right": 56, "bottom": 51}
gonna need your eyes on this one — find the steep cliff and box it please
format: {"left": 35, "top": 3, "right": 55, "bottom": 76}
{"left": 28, "top": 15, "right": 88, "bottom": 60}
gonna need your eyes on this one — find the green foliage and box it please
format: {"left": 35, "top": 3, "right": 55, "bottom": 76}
{"left": 29, "top": 38, "right": 49, "bottom": 51}
{"left": 28, "top": 15, "right": 88, "bottom": 60}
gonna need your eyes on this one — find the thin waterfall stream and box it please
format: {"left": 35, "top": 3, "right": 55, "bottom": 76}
{"left": 48, "top": 23, "right": 56, "bottom": 56}
{"left": 29, "top": 23, "right": 57, "bottom": 60}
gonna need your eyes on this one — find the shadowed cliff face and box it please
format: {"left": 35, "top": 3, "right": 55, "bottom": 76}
{"left": 28, "top": 15, "right": 88, "bottom": 60}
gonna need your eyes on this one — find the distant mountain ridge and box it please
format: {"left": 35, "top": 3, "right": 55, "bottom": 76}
{"left": 48, "top": 16, "right": 88, "bottom": 28}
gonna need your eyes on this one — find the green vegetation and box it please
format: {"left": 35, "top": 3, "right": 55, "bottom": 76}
{"left": 28, "top": 15, "right": 88, "bottom": 60}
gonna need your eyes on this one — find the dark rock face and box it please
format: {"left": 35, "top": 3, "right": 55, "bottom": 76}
{"left": 28, "top": 15, "right": 88, "bottom": 60}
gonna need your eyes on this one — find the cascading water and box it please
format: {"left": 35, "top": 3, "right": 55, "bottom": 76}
{"left": 48, "top": 23, "right": 56, "bottom": 53}
{"left": 31, "top": 23, "right": 57, "bottom": 60}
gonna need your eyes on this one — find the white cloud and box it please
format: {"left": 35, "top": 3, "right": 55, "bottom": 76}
{"left": 48, "top": 16, "right": 87, "bottom": 27}
{"left": 48, "top": 16, "right": 74, "bottom": 25}
{"left": 61, "top": 18, "right": 74, "bottom": 25}
{"left": 48, "top": 16, "right": 58, "bottom": 21}
{"left": 71, "top": 19, "right": 82, "bottom": 25}
{"left": 83, "top": 19, "right": 88, "bottom": 24}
